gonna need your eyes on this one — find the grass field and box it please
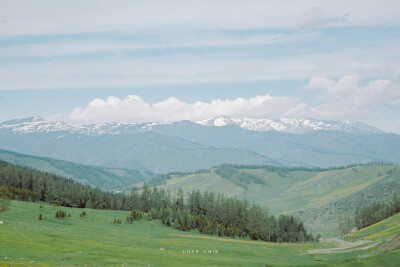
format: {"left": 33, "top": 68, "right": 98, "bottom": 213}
{"left": 0, "top": 201, "right": 399, "bottom": 266}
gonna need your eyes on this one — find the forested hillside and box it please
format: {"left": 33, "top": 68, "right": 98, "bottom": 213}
{"left": 0, "top": 149, "right": 152, "bottom": 190}
{"left": 143, "top": 163, "right": 400, "bottom": 235}
{"left": 0, "top": 161, "right": 315, "bottom": 243}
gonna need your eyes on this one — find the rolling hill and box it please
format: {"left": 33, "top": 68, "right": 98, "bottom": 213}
{"left": 0, "top": 149, "right": 152, "bottom": 190}
{"left": 143, "top": 163, "right": 400, "bottom": 235}
{"left": 1, "top": 148, "right": 398, "bottom": 236}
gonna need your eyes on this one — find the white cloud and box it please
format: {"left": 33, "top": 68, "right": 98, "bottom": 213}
{"left": 297, "top": 7, "right": 348, "bottom": 30}
{"left": 66, "top": 73, "right": 400, "bottom": 130}
{"left": 68, "top": 94, "right": 307, "bottom": 123}
{"left": 307, "top": 75, "right": 400, "bottom": 119}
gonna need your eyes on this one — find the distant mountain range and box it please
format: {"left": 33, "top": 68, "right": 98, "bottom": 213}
{"left": 0, "top": 116, "right": 399, "bottom": 172}
{"left": 0, "top": 115, "right": 384, "bottom": 135}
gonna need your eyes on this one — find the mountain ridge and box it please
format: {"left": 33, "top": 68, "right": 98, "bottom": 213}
{"left": 0, "top": 116, "right": 398, "bottom": 172}
{"left": 0, "top": 115, "right": 384, "bottom": 135}
{"left": 197, "top": 115, "right": 384, "bottom": 134}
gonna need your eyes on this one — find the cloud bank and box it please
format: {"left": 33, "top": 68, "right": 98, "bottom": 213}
{"left": 69, "top": 94, "right": 306, "bottom": 123}
{"left": 307, "top": 75, "right": 400, "bottom": 118}
{"left": 68, "top": 75, "right": 399, "bottom": 124}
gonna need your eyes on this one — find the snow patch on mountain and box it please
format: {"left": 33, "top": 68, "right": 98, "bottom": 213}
{"left": 0, "top": 116, "right": 155, "bottom": 136}
{"left": 196, "top": 115, "right": 383, "bottom": 134}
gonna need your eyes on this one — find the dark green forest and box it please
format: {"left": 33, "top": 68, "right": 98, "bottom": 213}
{"left": 354, "top": 195, "right": 400, "bottom": 230}
{"left": 215, "top": 164, "right": 265, "bottom": 189}
{"left": 0, "top": 160, "right": 316, "bottom": 243}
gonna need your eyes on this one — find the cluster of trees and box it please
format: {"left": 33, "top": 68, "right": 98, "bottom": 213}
{"left": 143, "top": 188, "right": 317, "bottom": 242}
{"left": 354, "top": 194, "right": 400, "bottom": 230}
{"left": 55, "top": 210, "right": 68, "bottom": 218}
{"left": 0, "top": 160, "right": 317, "bottom": 243}
{"left": 126, "top": 210, "right": 143, "bottom": 223}
{"left": 215, "top": 164, "right": 266, "bottom": 189}
{"left": 147, "top": 169, "right": 210, "bottom": 187}
{"left": 112, "top": 219, "right": 122, "bottom": 224}
{"left": 223, "top": 162, "right": 391, "bottom": 174}
{"left": 338, "top": 216, "right": 354, "bottom": 236}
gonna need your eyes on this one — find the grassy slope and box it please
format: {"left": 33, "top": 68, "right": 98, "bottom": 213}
{"left": 1, "top": 201, "right": 399, "bottom": 266}
{"left": 0, "top": 149, "right": 152, "bottom": 190}
{"left": 154, "top": 165, "right": 400, "bottom": 236}
{"left": 347, "top": 213, "right": 400, "bottom": 243}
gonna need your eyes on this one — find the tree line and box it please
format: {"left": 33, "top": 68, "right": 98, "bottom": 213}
{"left": 147, "top": 162, "right": 395, "bottom": 188}
{"left": 339, "top": 194, "right": 400, "bottom": 235}
{"left": 354, "top": 194, "right": 400, "bottom": 230}
{"left": 0, "top": 160, "right": 317, "bottom": 243}
{"left": 215, "top": 164, "right": 265, "bottom": 189}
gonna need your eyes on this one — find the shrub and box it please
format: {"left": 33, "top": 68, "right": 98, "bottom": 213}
{"left": 55, "top": 210, "right": 67, "bottom": 218}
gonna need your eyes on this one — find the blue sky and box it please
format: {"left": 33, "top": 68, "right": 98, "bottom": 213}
{"left": 0, "top": 0, "right": 400, "bottom": 133}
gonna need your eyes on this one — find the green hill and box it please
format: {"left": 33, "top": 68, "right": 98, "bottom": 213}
{"left": 144, "top": 164, "right": 400, "bottom": 236}
{"left": 0, "top": 149, "right": 152, "bottom": 190}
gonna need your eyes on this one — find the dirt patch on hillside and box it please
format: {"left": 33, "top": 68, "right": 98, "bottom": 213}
{"left": 308, "top": 238, "right": 372, "bottom": 254}
{"left": 308, "top": 236, "right": 396, "bottom": 255}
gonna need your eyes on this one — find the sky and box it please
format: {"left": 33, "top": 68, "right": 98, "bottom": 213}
{"left": 0, "top": 0, "right": 400, "bottom": 133}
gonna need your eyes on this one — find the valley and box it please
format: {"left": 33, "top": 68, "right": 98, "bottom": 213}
{"left": 0, "top": 116, "right": 399, "bottom": 265}
{"left": 0, "top": 147, "right": 398, "bottom": 237}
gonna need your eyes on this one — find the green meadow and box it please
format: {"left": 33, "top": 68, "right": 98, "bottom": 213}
{"left": 0, "top": 200, "right": 399, "bottom": 266}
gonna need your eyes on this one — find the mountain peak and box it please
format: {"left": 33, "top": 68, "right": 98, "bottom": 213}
{"left": 196, "top": 115, "right": 384, "bottom": 134}
{"left": 197, "top": 115, "right": 242, "bottom": 127}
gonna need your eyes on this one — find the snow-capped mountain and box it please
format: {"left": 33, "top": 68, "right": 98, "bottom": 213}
{"left": 0, "top": 115, "right": 384, "bottom": 135}
{"left": 0, "top": 116, "right": 170, "bottom": 136}
{"left": 0, "top": 116, "right": 398, "bottom": 172}
{"left": 196, "top": 115, "right": 384, "bottom": 134}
